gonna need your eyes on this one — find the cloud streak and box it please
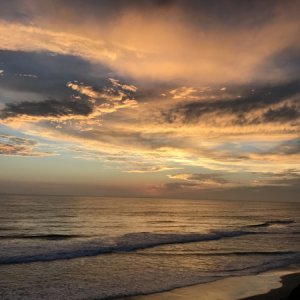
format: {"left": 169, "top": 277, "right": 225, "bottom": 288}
{"left": 125, "top": 165, "right": 180, "bottom": 173}
{"left": 0, "top": 133, "right": 52, "bottom": 156}
{"left": 1, "top": 98, "right": 93, "bottom": 120}
{"left": 167, "top": 173, "right": 232, "bottom": 189}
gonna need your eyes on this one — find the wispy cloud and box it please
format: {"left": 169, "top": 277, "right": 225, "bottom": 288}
{"left": 167, "top": 172, "right": 233, "bottom": 189}
{"left": 125, "top": 165, "right": 180, "bottom": 173}
{"left": 0, "top": 133, "right": 53, "bottom": 156}
{"left": 252, "top": 169, "right": 300, "bottom": 187}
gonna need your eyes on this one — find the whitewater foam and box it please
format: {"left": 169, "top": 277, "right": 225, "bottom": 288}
{"left": 0, "top": 218, "right": 296, "bottom": 265}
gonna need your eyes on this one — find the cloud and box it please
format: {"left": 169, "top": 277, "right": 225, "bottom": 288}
{"left": 0, "top": 79, "right": 138, "bottom": 130}
{"left": 168, "top": 173, "right": 228, "bottom": 183}
{"left": 246, "top": 139, "right": 300, "bottom": 164}
{"left": 252, "top": 169, "right": 300, "bottom": 187}
{"left": 1, "top": 1, "right": 300, "bottom": 198}
{"left": 167, "top": 172, "right": 232, "bottom": 189}
{"left": 253, "top": 169, "right": 300, "bottom": 178}
{"left": 157, "top": 169, "right": 300, "bottom": 199}
{"left": 0, "top": 20, "right": 118, "bottom": 62}
{"left": 163, "top": 81, "right": 300, "bottom": 128}
{"left": 0, "top": 1, "right": 300, "bottom": 84}
{"left": 4, "top": 83, "right": 297, "bottom": 177}
{"left": 67, "top": 79, "right": 137, "bottom": 105}
{"left": 261, "top": 104, "right": 300, "bottom": 123}
{"left": 125, "top": 165, "right": 179, "bottom": 173}
{"left": 14, "top": 73, "right": 38, "bottom": 79}
{"left": 0, "top": 133, "right": 52, "bottom": 156}
{"left": 108, "top": 78, "right": 138, "bottom": 93}
{"left": 1, "top": 98, "right": 93, "bottom": 120}
{"left": 170, "top": 87, "right": 198, "bottom": 99}
{"left": 271, "top": 139, "right": 300, "bottom": 155}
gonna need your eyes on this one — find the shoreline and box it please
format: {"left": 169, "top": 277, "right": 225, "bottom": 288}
{"left": 122, "top": 266, "right": 300, "bottom": 300}
{"left": 241, "top": 271, "right": 300, "bottom": 300}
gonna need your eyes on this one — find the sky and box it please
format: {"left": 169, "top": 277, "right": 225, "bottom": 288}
{"left": 0, "top": 0, "right": 299, "bottom": 200}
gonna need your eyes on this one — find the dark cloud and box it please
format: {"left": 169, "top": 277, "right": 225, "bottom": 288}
{"left": 0, "top": 133, "right": 49, "bottom": 156}
{"left": 162, "top": 180, "right": 300, "bottom": 201}
{"left": 186, "top": 173, "right": 228, "bottom": 184}
{"left": 0, "top": 98, "right": 93, "bottom": 119}
{"left": 164, "top": 182, "right": 199, "bottom": 190}
{"left": 261, "top": 105, "right": 300, "bottom": 123}
{"left": 263, "top": 48, "right": 300, "bottom": 80}
{"left": 11, "top": 0, "right": 179, "bottom": 26}
{"left": 16, "top": 0, "right": 298, "bottom": 28}
{"left": 254, "top": 172, "right": 300, "bottom": 187}
{"left": 0, "top": 50, "right": 111, "bottom": 81}
{"left": 163, "top": 169, "right": 300, "bottom": 201}
{"left": 0, "top": 50, "right": 113, "bottom": 103}
{"left": 163, "top": 81, "right": 300, "bottom": 125}
{"left": 0, "top": 0, "right": 29, "bottom": 22}
{"left": 1, "top": 78, "right": 138, "bottom": 131}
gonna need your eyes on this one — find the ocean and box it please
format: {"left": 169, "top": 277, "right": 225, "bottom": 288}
{"left": 0, "top": 195, "right": 299, "bottom": 299}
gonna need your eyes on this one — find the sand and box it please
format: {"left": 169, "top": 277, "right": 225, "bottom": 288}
{"left": 124, "top": 267, "right": 300, "bottom": 300}
{"left": 242, "top": 271, "right": 300, "bottom": 300}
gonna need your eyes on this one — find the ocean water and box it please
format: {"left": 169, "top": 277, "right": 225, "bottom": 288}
{"left": 0, "top": 195, "right": 299, "bottom": 299}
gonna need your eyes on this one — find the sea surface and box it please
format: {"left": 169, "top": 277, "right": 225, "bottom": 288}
{"left": 0, "top": 195, "right": 299, "bottom": 299}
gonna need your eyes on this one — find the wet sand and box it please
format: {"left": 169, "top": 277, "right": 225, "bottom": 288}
{"left": 242, "top": 271, "right": 300, "bottom": 300}
{"left": 125, "top": 267, "right": 300, "bottom": 300}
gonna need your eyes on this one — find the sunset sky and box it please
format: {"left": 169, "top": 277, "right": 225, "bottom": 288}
{"left": 0, "top": 0, "right": 299, "bottom": 200}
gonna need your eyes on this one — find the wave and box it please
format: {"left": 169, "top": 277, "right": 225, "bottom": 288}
{"left": 222, "top": 252, "right": 300, "bottom": 274}
{"left": 97, "top": 253, "right": 300, "bottom": 299}
{"left": 0, "top": 234, "right": 83, "bottom": 240}
{"left": 0, "top": 219, "right": 295, "bottom": 265}
{"left": 136, "top": 250, "right": 298, "bottom": 256}
{"left": 246, "top": 220, "right": 294, "bottom": 228}
{"left": 0, "top": 229, "right": 251, "bottom": 265}
{"left": 0, "top": 227, "right": 16, "bottom": 231}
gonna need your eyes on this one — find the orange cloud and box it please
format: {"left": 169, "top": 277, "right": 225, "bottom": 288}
{"left": 1, "top": 1, "right": 300, "bottom": 84}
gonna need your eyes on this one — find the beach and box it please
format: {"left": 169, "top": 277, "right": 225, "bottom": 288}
{"left": 242, "top": 271, "right": 300, "bottom": 300}
{"left": 125, "top": 267, "right": 300, "bottom": 300}
{"left": 1, "top": 196, "right": 299, "bottom": 300}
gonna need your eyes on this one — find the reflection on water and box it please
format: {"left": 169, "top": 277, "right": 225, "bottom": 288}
{"left": 0, "top": 195, "right": 299, "bottom": 299}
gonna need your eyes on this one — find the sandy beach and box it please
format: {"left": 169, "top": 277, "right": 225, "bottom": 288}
{"left": 124, "top": 267, "right": 300, "bottom": 300}
{"left": 242, "top": 271, "right": 300, "bottom": 300}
